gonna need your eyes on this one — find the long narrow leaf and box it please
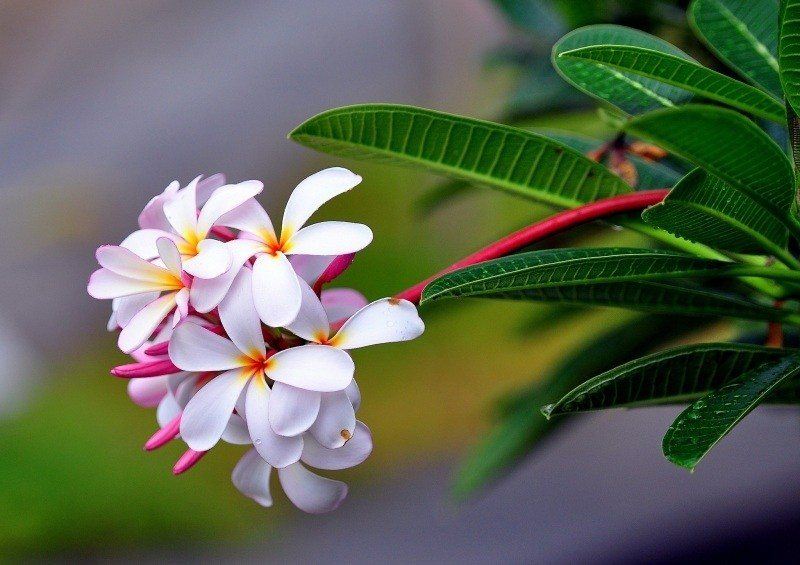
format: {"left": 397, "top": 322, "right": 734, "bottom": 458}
{"left": 289, "top": 104, "right": 631, "bottom": 208}
{"left": 780, "top": 0, "right": 800, "bottom": 115}
{"left": 559, "top": 45, "right": 785, "bottom": 122}
{"left": 663, "top": 352, "right": 800, "bottom": 469}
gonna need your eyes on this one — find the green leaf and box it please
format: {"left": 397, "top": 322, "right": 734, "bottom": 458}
{"left": 641, "top": 168, "right": 791, "bottom": 260}
{"left": 780, "top": 0, "right": 800, "bottom": 115}
{"left": 559, "top": 45, "right": 785, "bottom": 122}
{"left": 623, "top": 105, "right": 794, "bottom": 221}
{"left": 542, "top": 343, "right": 798, "bottom": 418}
{"left": 419, "top": 248, "right": 791, "bottom": 322}
{"left": 454, "top": 313, "right": 699, "bottom": 497}
{"left": 689, "top": 0, "right": 782, "bottom": 97}
{"left": 663, "top": 351, "right": 800, "bottom": 470}
{"left": 552, "top": 24, "right": 694, "bottom": 115}
{"left": 289, "top": 104, "right": 632, "bottom": 208}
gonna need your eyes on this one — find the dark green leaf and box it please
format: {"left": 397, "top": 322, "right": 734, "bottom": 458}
{"left": 663, "top": 351, "right": 800, "bottom": 469}
{"left": 780, "top": 0, "right": 800, "bottom": 115}
{"left": 289, "top": 104, "right": 632, "bottom": 208}
{"left": 623, "top": 105, "right": 794, "bottom": 221}
{"left": 420, "top": 248, "right": 791, "bottom": 322}
{"left": 552, "top": 24, "right": 694, "bottom": 115}
{"left": 641, "top": 168, "right": 791, "bottom": 260}
{"left": 689, "top": 0, "right": 782, "bottom": 97}
{"left": 559, "top": 45, "right": 785, "bottom": 122}
{"left": 542, "top": 343, "right": 798, "bottom": 418}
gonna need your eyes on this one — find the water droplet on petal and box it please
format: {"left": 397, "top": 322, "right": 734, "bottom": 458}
{"left": 254, "top": 438, "right": 262, "bottom": 445}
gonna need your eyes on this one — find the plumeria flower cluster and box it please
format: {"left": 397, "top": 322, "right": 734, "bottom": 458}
{"left": 87, "top": 168, "right": 424, "bottom": 513}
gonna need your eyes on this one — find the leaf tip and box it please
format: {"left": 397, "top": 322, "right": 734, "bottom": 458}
{"left": 540, "top": 404, "right": 555, "bottom": 420}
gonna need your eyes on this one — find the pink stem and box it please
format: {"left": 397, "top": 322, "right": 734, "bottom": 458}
{"left": 395, "top": 190, "right": 669, "bottom": 304}
{"left": 111, "top": 359, "right": 181, "bottom": 378}
{"left": 144, "top": 414, "right": 181, "bottom": 451}
{"left": 173, "top": 449, "right": 207, "bottom": 475}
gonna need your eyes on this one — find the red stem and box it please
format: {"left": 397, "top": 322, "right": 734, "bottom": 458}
{"left": 395, "top": 190, "right": 668, "bottom": 304}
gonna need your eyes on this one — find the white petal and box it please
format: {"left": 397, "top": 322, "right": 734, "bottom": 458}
{"left": 308, "top": 390, "right": 356, "bottom": 449}
{"left": 232, "top": 448, "right": 273, "bottom": 507}
{"left": 278, "top": 462, "right": 347, "bottom": 514}
{"left": 218, "top": 198, "right": 276, "bottom": 240}
{"left": 196, "top": 173, "right": 227, "bottom": 205}
{"left": 344, "top": 379, "right": 361, "bottom": 413}
{"left": 127, "top": 376, "right": 169, "bottom": 408}
{"left": 302, "top": 421, "right": 372, "bottom": 470}
{"left": 189, "top": 239, "right": 263, "bottom": 312}
{"left": 218, "top": 268, "right": 265, "bottom": 358}
{"left": 173, "top": 288, "right": 190, "bottom": 325}
{"left": 281, "top": 167, "right": 362, "bottom": 236}
{"left": 114, "top": 292, "right": 160, "bottom": 327}
{"left": 268, "top": 382, "right": 321, "bottom": 437}
{"left": 118, "top": 292, "right": 177, "bottom": 353}
{"left": 182, "top": 239, "right": 231, "bottom": 279}
{"left": 289, "top": 255, "right": 337, "bottom": 284}
{"left": 244, "top": 375, "right": 303, "bottom": 468}
{"left": 321, "top": 288, "right": 368, "bottom": 323}
{"left": 180, "top": 368, "right": 251, "bottom": 451}
{"left": 171, "top": 373, "right": 199, "bottom": 408}
{"left": 286, "top": 222, "right": 372, "bottom": 256}
{"left": 267, "top": 344, "right": 354, "bottom": 392}
{"left": 156, "top": 237, "right": 183, "bottom": 277}
{"left": 138, "top": 180, "right": 179, "bottom": 231}
{"left": 222, "top": 413, "right": 253, "bottom": 445}
{"left": 284, "top": 278, "right": 329, "bottom": 343}
{"left": 252, "top": 252, "right": 302, "bottom": 327}
{"left": 168, "top": 321, "right": 244, "bottom": 371}
{"left": 196, "top": 180, "right": 264, "bottom": 238}
{"left": 88, "top": 269, "right": 164, "bottom": 299}
{"left": 107, "top": 309, "right": 118, "bottom": 331}
{"left": 156, "top": 393, "right": 182, "bottom": 428}
{"left": 163, "top": 176, "right": 200, "bottom": 240}
{"left": 120, "top": 229, "right": 177, "bottom": 259}
{"left": 330, "top": 298, "right": 424, "bottom": 350}
{"left": 96, "top": 245, "right": 177, "bottom": 284}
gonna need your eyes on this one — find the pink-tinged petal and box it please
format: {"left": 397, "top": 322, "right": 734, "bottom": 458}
{"left": 232, "top": 448, "right": 273, "bottom": 507}
{"left": 330, "top": 298, "right": 424, "bottom": 350}
{"left": 144, "top": 413, "right": 181, "bottom": 451}
{"left": 114, "top": 292, "right": 160, "bottom": 327}
{"left": 315, "top": 253, "right": 356, "bottom": 286}
{"left": 196, "top": 173, "right": 227, "bottom": 205}
{"left": 308, "top": 390, "right": 355, "bottom": 449}
{"left": 218, "top": 268, "right": 265, "bottom": 358}
{"left": 88, "top": 269, "right": 165, "bottom": 299}
{"left": 252, "top": 252, "right": 302, "bottom": 327}
{"left": 285, "top": 278, "right": 329, "bottom": 343}
{"left": 267, "top": 344, "right": 353, "bottom": 392}
{"left": 163, "top": 176, "right": 200, "bottom": 240}
{"left": 218, "top": 198, "right": 276, "bottom": 240}
{"left": 156, "top": 393, "right": 182, "bottom": 428}
{"left": 302, "top": 421, "right": 372, "bottom": 470}
{"left": 277, "top": 462, "right": 347, "bottom": 514}
{"left": 244, "top": 375, "right": 303, "bottom": 468}
{"left": 96, "top": 245, "right": 178, "bottom": 284}
{"left": 173, "top": 449, "right": 207, "bottom": 475}
{"left": 321, "top": 288, "right": 368, "bottom": 324}
{"left": 120, "top": 229, "right": 177, "bottom": 259}
{"left": 138, "top": 180, "right": 180, "bottom": 231}
{"left": 196, "top": 180, "right": 264, "bottom": 238}
{"left": 127, "top": 376, "right": 169, "bottom": 407}
{"left": 156, "top": 238, "right": 183, "bottom": 278}
{"left": 344, "top": 379, "right": 361, "bottom": 413}
{"left": 189, "top": 239, "right": 263, "bottom": 313}
{"left": 286, "top": 222, "right": 372, "bottom": 256}
{"left": 168, "top": 321, "right": 244, "bottom": 372}
{"left": 111, "top": 359, "right": 180, "bottom": 378}
{"left": 222, "top": 413, "right": 252, "bottom": 445}
{"left": 180, "top": 368, "right": 251, "bottom": 451}
{"left": 281, "top": 168, "right": 362, "bottom": 236}
{"left": 182, "top": 239, "right": 231, "bottom": 279}
{"left": 289, "top": 255, "right": 337, "bottom": 284}
{"left": 268, "top": 382, "right": 321, "bottom": 437}
{"left": 118, "top": 292, "right": 177, "bottom": 353}
{"left": 173, "top": 288, "right": 190, "bottom": 325}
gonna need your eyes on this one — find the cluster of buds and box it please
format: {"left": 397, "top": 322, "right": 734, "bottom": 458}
{"left": 87, "top": 168, "right": 425, "bottom": 513}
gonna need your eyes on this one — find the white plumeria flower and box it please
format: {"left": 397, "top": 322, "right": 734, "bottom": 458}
{"left": 216, "top": 167, "right": 373, "bottom": 326}
{"left": 232, "top": 421, "right": 373, "bottom": 513}
{"left": 168, "top": 268, "right": 355, "bottom": 467}
{"left": 122, "top": 176, "right": 263, "bottom": 279}
{"left": 275, "top": 279, "right": 424, "bottom": 447}
{"left": 88, "top": 238, "right": 194, "bottom": 353}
